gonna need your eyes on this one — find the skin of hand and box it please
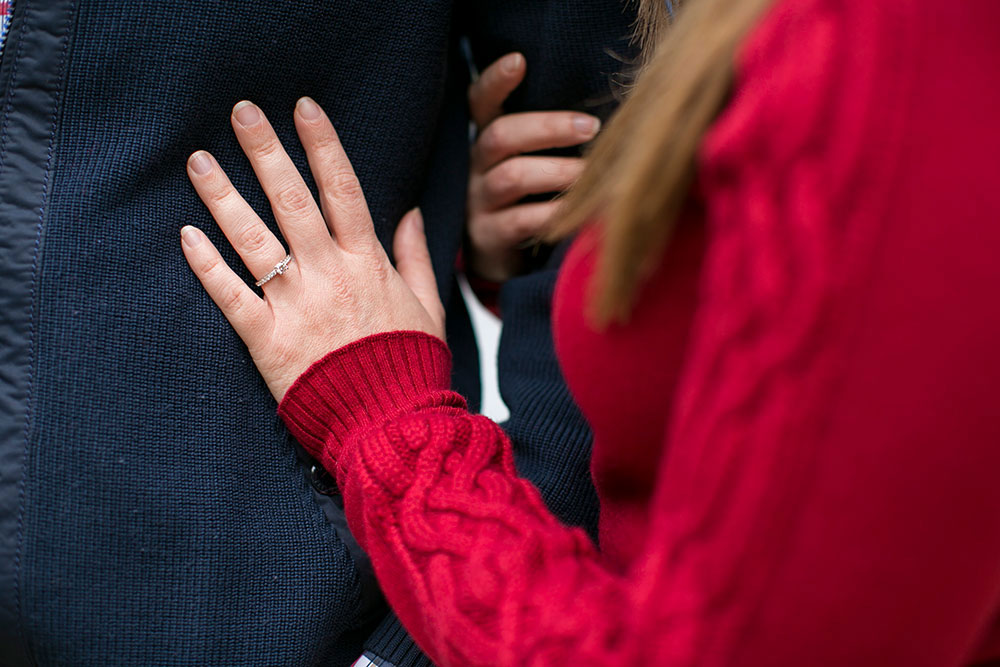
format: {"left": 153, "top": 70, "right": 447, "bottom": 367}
{"left": 465, "top": 52, "right": 602, "bottom": 282}
{"left": 180, "top": 98, "right": 445, "bottom": 402}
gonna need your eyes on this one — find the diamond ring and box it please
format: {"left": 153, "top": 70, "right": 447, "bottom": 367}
{"left": 255, "top": 254, "right": 293, "bottom": 287}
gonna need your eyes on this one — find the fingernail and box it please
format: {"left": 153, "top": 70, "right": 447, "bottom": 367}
{"left": 233, "top": 101, "right": 260, "bottom": 128}
{"left": 189, "top": 151, "right": 213, "bottom": 175}
{"left": 574, "top": 115, "right": 601, "bottom": 137}
{"left": 297, "top": 96, "right": 322, "bottom": 121}
{"left": 502, "top": 52, "right": 524, "bottom": 75}
{"left": 181, "top": 225, "right": 203, "bottom": 247}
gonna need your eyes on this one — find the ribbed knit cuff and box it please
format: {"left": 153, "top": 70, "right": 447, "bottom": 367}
{"left": 277, "top": 331, "right": 453, "bottom": 468}
{"left": 363, "top": 612, "right": 433, "bottom": 667}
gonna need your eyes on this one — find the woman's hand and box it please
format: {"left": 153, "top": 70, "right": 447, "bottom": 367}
{"left": 180, "top": 98, "right": 445, "bottom": 402}
{"left": 465, "top": 53, "right": 600, "bottom": 282}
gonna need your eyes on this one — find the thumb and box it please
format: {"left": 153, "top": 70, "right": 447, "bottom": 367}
{"left": 394, "top": 208, "right": 444, "bottom": 331}
{"left": 469, "top": 52, "right": 526, "bottom": 129}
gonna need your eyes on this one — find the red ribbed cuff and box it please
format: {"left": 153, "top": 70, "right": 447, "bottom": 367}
{"left": 277, "top": 331, "right": 453, "bottom": 468}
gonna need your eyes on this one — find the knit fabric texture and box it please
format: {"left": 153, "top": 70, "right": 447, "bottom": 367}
{"left": 3, "top": 1, "right": 638, "bottom": 664}
{"left": 21, "top": 5, "right": 459, "bottom": 663}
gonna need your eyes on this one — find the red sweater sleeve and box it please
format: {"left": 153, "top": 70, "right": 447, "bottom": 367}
{"left": 279, "top": 1, "right": 1000, "bottom": 664}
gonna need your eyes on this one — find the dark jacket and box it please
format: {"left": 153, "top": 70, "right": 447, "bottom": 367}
{"left": 0, "top": 1, "right": 635, "bottom": 664}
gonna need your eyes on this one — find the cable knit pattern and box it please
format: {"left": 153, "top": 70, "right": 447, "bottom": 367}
{"left": 280, "top": 0, "right": 1000, "bottom": 664}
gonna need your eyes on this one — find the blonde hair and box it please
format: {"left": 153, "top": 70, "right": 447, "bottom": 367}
{"left": 554, "top": 0, "right": 775, "bottom": 323}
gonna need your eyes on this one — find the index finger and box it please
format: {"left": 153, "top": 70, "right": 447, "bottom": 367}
{"left": 469, "top": 52, "right": 525, "bottom": 129}
{"left": 472, "top": 111, "right": 601, "bottom": 171}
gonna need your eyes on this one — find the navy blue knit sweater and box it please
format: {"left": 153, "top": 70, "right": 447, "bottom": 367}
{"left": 0, "top": 2, "right": 635, "bottom": 665}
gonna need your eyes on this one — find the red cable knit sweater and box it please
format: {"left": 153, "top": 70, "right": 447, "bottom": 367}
{"left": 279, "top": 0, "right": 1000, "bottom": 663}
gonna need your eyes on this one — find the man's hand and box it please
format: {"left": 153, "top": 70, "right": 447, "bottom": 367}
{"left": 465, "top": 53, "right": 600, "bottom": 282}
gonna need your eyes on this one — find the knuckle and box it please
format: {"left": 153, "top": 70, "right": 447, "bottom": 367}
{"left": 197, "top": 253, "right": 224, "bottom": 277}
{"left": 358, "top": 249, "right": 391, "bottom": 282}
{"left": 478, "top": 124, "right": 506, "bottom": 159}
{"left": 308, "top": 128, "right": 339, "bottom": 154}
{"left": 325, "top": 169, "right": 363, "bottom": 201}
{"left": 272, "top": 183, "right": 314, "bottom": 216}
{"left": 369, "top": 260, "right": 391, "bottom": 284}
{"left": 204, "top": 176, "right": 235, "bottom": 208}
{"left": 486, "top": 161, "right": 522, "bottom": 201}
{"left": 235, "top": 223, "right": 272, "bottom": 254}
{"left": 253, "top": 135, "right": 284, "bottom": 161}
{"left": 218, "top": 282, "right": 247, "bottom": 314}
